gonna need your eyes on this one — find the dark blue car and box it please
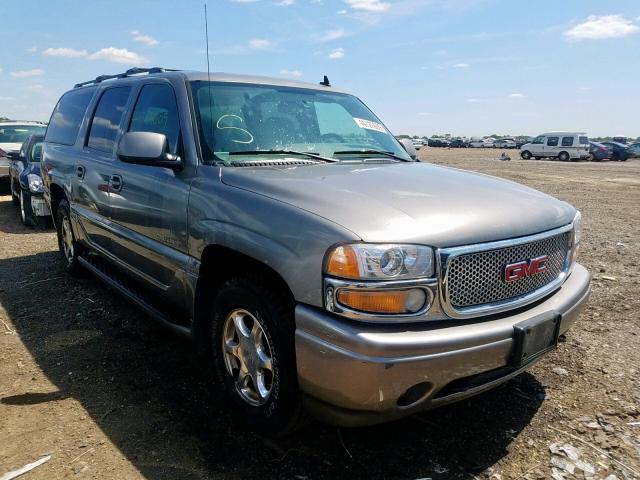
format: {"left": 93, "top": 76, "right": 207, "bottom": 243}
{"left": 600, "top": 141, "right": 631, "bottom": 161}
{"left": 8, "top": 134, "right": 51, "bottom": 227}
{"left": 589, "top": 142, "right": 612, "bottom": 162}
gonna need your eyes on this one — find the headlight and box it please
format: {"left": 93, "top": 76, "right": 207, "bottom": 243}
{"left": 27, "top": 174, "right": 44, "bottom": 193}
{"left": 325, "top": 243, "right": 435, "bottom": 280}
{"left": 570, "top": 210, "right": 582, "bottom": 265}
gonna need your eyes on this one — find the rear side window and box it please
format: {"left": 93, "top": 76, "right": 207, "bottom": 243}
{"left": 579, "top": 136, "right": 589, "bottom": 145}
{"left": 561, "top": 136, "right": 574, "bottom": 147}
{"left": 46, "top": 88, "right": 95, "bottom": 146}
{"left": 546, "top": 137, "right": 559, "bottom": 147}
{"left": 128, "top": 84, "right": 180, "bottom": 153}
{"left": 87, "top": 87, "right": 131, "bottom": 152}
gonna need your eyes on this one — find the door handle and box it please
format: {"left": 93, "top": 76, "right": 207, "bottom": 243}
{"left": 109, "top": 174, "right": 123, "bottom": 192}
{"left": 76, "top": 165, "right": 85, "bottom": 179}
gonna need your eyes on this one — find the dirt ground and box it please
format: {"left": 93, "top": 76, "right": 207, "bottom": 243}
{"left": 1, "top": 149, "right": 639, "bottom": 480}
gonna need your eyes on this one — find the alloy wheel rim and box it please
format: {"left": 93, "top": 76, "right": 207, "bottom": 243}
{"left": 61, "top": 215, "right": 74, "bottom": 263}
{"left": 222, "top": 309, "right": 274, "bottom": 406}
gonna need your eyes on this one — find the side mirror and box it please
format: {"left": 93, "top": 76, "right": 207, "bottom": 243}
{"left": 7, "top": 151, "right": 20, "bottom": 161}
{"left": 117, "top": 132, "right": 183, "bottom": 169}
{"left": 399, "top": 138, "right": 418, "bottom": 160}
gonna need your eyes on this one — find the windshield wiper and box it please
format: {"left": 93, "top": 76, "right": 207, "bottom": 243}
{"left": 332, "top": 149, "right": 411, "bottom": 162}
{"left": 229, "top": 149, "right": 337, "bottom": 163}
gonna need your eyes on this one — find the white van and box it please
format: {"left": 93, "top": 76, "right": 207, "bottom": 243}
{"left": 520, "top": 132, "right": 590, "bottom": 161}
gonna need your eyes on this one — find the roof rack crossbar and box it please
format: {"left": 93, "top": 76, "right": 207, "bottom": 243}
{"left": 74, "top": 67, "right": 180, "bottom": 88}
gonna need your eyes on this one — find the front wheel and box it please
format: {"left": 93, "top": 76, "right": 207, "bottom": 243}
{"left": 521, "top": 150, "right": 532, "bottom": 160}
{"left": 19, "top": 190, "right": 35, "bottom": 227}
{"left": 210, "top": 276, "right": 302, "bottom": 435}
{"left": 55, "top": 199, "right": 85, "bottom": 276}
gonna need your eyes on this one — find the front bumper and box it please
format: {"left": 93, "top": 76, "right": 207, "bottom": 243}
{"left": 295, "top": 263, "right": 591, "bottom": 426}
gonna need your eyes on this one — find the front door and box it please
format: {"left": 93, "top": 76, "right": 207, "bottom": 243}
{"left": 108, "top": 82, "right": 191, "bottom": 288}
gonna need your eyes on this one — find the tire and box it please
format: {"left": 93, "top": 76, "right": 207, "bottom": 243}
{"left": 210, "top": 275, "right": 302, "bottom": 435}
{"left": 55, "top": 199, "right": 85, "bottom": 276}
{"left": 534, "top": 156, "right": 541, "bottom": 160}
{"left": 19, "top": 190, "right": 35, "bottom": 227}
{"left": 612, "top": 153, "right": 620, "bottom": 162}
{"left": 521, "top": 150, "right": 532, "bottom": 160}
{"left": 558, "top": 151, "right": 570, "bottom": 162}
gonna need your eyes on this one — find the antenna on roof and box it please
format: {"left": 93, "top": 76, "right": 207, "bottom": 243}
{"left": 204, "top": 1, "right": 215, "bottom": 147}
{"left": 320, "top": 75, "right": 331, "bottom": 87}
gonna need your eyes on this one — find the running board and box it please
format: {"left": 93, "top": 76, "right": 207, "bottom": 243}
{"left": 79, "top": 255, "right": 192, "bottom": 339}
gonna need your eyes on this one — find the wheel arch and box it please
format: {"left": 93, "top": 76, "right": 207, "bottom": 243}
{"left": 192, "top": 244, "right": 296, "bottom": 351}
{"left": 48, "top": 182, "right": 67, "bottom": 219}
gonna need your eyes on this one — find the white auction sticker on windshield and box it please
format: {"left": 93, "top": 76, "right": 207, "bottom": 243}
{"left": 353, "top": 118, "right": 387, "bottom": 133}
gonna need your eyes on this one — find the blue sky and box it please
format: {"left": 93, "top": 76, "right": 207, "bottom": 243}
{"left": 1, "top": 0, "right": 639, "bottom": 137}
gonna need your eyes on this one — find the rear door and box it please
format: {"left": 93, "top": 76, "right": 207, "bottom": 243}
{"left": 107, "top": 81, "right": 191, "bottom": 288}
{"left": 560, "top": 136, "right": 576, "bottom": 158}
{"left": 74, "top": 86, "right": 132, "bottom": 252}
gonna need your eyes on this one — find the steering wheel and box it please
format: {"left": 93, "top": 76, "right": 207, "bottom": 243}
{"left": 321, "top": 133, "right": 345, "bottom": 143}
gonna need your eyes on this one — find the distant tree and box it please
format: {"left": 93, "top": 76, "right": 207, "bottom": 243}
{"left": 0, "top": 116, "right": 13, "bottom": 122}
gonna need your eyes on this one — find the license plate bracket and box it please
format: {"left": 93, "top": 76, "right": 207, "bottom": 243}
{"left": 511, "top": 313, "right": 561, "bottom": 368}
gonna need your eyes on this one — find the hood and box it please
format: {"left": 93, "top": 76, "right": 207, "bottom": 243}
{"left": 220, "top": 162, "right": 576, "bottom": 247}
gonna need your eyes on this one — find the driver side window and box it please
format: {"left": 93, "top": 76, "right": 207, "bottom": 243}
{"left": 532, "top": 136, "right": 545, "bottom": 145}
{"left": 129, "top": 84, "right": 181, "bottom": 153}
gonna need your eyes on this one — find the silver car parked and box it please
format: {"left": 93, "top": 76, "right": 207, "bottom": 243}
{"left": 42, "top": 68, "right": 590, "bottom": 433}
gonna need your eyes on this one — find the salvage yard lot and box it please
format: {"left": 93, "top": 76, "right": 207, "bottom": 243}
{"left": 1, "top": 149, "right": 639, "bottom": 479}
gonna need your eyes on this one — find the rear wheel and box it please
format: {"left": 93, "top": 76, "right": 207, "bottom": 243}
{"left": 210, "top": 276, "right": 302, "bottom": 435}
{"left": 55, "top": 199, "right": 85, "bottom": 276}
{"left": 558, "top": 151, "right": 570, "bottom": 162}
{"left": 534, "top": 156, "right": 541, "bottom": 160}
{"left": 521, "top": 150, "right": 532, "bottom": 160}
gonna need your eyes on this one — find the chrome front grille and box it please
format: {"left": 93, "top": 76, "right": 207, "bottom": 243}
{"left": 440, "top": 226, "right": 572, "bottom": 318}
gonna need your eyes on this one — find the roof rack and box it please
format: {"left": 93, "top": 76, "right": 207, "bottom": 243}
{"left": 74, "top": 67, "right": 180, "bottom": 88}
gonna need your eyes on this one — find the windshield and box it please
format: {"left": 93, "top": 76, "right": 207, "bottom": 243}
{"left": 190, "top": 81, "right": 411, "bottom": 163}
{"left": 0, "top": 125, "right": 46, "bottom": 144}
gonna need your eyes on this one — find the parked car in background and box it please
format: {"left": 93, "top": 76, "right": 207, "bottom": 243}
{"left": 0, "top": 121, "right": 47, "bottom": 179}
{"left": 449, "top": 139, "right": 467, "bottom": 148}
{"left": 588, "top": 142, "right": 612, "bottom": 162}
{"left": 412, "top": 139, "right": 422, "bottom": 150}
{"left": 493, "top": 138, "right": 517, "bottom": 149}
{"left": 8, "top": 134, "right": 50, "bottom": 226}
{"left": 41, "top": 67, "right": 590, "bottom": 433}
{"left": 468, "top": 138, "right": 486, "bottom": 148}
{"left": 515, "top": 137, "right": 532, "bottom": 149}
{"left": 612, "top": 136, "right": 627, "bottom": 144}
{"left": 520, "top": 132, "right": 590, "bottom": 161}
{"left": 627, "top": 143, "right": 640, "bottom": 158}
{"left": 600, "top": 142, "right": 631, "bottom": 161}
{"left": 427, "top": 138, "right": 447, "bottom": 147}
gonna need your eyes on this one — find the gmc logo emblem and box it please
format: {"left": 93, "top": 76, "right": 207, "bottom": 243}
{"left": 504, "top": 255, "right": 548, "bottom": 282}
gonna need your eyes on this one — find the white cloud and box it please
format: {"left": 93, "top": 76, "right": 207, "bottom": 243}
{"left": 249, "top": 38, "right": 273, "bottom": 50}
{"left": 345, "top": 0, "right": 390, "bottom": 12}
{"left": 87, "top": 47, "right": 148, "bottom": 65}
{"left": 232, "top": 0, "right": 260, "bottom": 3}
{"left": 0, "top": 96, "right": 16, "bottom": 101}
{"left": 43, "top": 47, "right": 87, "bottom": 57}
{"left": 27, "top": 84, "right": 44, "bottom": 90}
{"left": 337, "top": 9, "right": 347, "bottom": 14}
{"left": 509, "top": 93, "right": 525, "bottom": 98}
{"left": 318, "top": 29, "right": 346, "bottom": 43}
{"left": 10, "top": 69, "right": 45, "bottom": 78}
{"left": 276, "top": 0, "right": 294, "bottom": 6}
{"left": 328, "top": 47, "right": 345, "bottom": 59}
{"left": 564, "top": 15, "right": 639, "bottom": 41}
{"left": 467, "top": 98, "right": 479, "bottom": 103}
{"left": 27, "top": 46, "right": 37, "bottom": 53}
{"left": 418, "top": 112, "right": 431, "bottom": 116}
{"left": 279, "top": 69, "right": 303, "bottom": 77}
{"left": 0, "top": 68, "right": 3, "bottom": 74}
{"left": 452, "top": 63, "right": 469, "bottom": 68}
{"left": 130, "top": 30, "right": 159, "bottom": 46}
